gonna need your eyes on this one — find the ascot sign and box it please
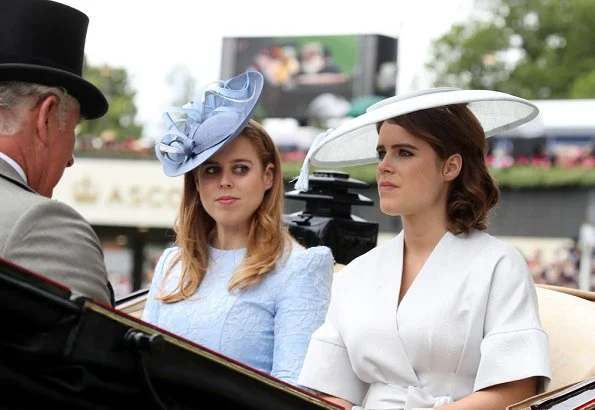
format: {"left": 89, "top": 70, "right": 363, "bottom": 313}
{"left": 53, "top": 158, "right": 183, "bottom": 228}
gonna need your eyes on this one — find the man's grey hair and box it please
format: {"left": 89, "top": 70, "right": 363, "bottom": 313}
{"left": 0, "top": 81, "right": 80, "bottom": 135}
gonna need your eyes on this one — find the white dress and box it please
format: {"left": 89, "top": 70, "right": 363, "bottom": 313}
{"left": 298, "top": 230, "right": 551, "bottom": 409}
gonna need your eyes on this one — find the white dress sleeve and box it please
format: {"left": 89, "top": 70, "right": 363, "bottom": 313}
{"left": 474, "top": 245, "right": 551, "bottom": 392}
{"left": 298, "top": 263, "right": 369, "bottom": 405}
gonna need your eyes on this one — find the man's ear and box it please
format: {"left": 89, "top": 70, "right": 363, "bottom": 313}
{"left": 264, "top": 163, "right": 274, "bottom": 190}
{"left": 443, "top": 153, "right": 462, "bottom": 182}
{"left": 35, "top": 95, "right": 59, "bottom": 145}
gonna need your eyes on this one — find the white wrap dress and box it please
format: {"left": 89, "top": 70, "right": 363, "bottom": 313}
{"left": 298, "top": 230, "right": 551, "bottom": 409}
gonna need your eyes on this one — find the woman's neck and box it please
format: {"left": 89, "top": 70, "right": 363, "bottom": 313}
{"left": 212, "top": 225, "right": 249, "bottom": 250}
{"left": 401, "top": 212, "right": 449, "bottom": 254}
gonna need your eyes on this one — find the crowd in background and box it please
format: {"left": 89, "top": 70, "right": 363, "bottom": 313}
{"left": 524, "top": 239, "right": 583, "bottom": 289}
{"left": 76, "top": 132, "right": 595, "bottom": 169}
{"left": 75, "top": 133, "right": 154, "bottom": 157}
{"left": 487, "top": 138, "right": 595, "bottom": 169}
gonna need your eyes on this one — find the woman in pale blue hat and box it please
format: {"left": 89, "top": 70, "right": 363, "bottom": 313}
{"left": 295, "top": 88, "right": 551, "bottom": 409}
{"left": 142, "top": 71, "right": 334, "bottom": 387}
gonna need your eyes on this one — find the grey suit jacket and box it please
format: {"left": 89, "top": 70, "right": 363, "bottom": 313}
{"left": 0, "top": 158, "right": 114, "bottom": 306}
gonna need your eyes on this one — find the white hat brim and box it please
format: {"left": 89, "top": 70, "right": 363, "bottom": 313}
{"left": 309, "top": 88, "right": 539, "bottom": 168}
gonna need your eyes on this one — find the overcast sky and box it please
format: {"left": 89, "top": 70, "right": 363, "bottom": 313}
{"left": 59, "top": 0, "right": 476, "bottom": 138}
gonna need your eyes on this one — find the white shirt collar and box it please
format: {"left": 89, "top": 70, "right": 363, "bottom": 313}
{"left": 0, "top": 151, "right": 28, "bottom": 184}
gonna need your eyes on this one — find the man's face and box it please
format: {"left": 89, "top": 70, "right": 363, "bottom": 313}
{"left": 37, "top": 103, "right": 80, "bottom": 198}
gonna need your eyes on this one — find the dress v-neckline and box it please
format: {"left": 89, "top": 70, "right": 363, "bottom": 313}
{"left": 395, "top": 231, "right": 453, "bottom": 314}
{"left": 384, "top": 231, "right": 456, "bottom": 386}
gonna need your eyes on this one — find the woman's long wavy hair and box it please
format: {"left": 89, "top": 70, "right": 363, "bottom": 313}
{"left": 157, "top": 119, "right": 292, "bottom": 303}
{"left": 378, "top": 104, "right": 499, "bottom": 234}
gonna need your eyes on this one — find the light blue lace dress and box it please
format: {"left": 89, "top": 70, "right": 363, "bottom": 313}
{"left": 141, "top": 244, "right": 334, "bottom": 386}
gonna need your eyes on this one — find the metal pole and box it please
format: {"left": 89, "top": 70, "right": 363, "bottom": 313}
{"left": 578, "top": 222, "right": 594, "bottom": 291}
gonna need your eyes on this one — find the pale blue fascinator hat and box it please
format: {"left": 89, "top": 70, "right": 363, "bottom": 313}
{"left": 293, "top": 87, "right": 539, "bottom": 191}
{"left": 155, "top": 71, "right": 264, "bottom": 177}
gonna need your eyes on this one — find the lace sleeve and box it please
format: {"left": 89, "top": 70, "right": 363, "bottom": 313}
{"left": 270, "top": 246, "right": 334, "bottom": 385}
{"left": 141, "top": 247, "right": 177, "bottom": 324}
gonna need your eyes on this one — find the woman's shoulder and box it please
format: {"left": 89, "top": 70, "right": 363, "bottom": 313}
{"left": 159, "top": 245, "right": 179, "bottom": 260}
{"left": 154, "top": 246, "right": 180, "bottom": 271}
{"left": 280, "top": 243, "right": 335, "bottom": 275}
{"left": 464, "top": 230, "right": 524, "bottom": 259}
{"left": 455, "top": 231, "right": 530, "bottom": 282}
{"left": 288, "top": 242, "right": 334, "bottom": 262}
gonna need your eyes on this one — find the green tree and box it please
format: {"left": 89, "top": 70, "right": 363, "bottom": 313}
{"left": 77, "top": 58, "right": 143, "bottom": 140}
{"left": 428, "top": 0, "right": 595, "bottom": 99}
{"left": 570, "top": 69, "right": 595, "bottom": 98}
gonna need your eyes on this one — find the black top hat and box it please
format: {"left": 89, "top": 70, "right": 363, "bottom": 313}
{"left": 0, "top": 0, "right": 108, "bottom": 119}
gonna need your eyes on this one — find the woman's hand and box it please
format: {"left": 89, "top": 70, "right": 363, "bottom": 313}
{"left": 436, "top": 377, "right": 538, "bottom": 410}
{"left": 320, "top": 394, "right": 353, "bottom": 409}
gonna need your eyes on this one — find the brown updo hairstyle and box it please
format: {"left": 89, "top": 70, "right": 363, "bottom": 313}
{"left": 377, "top": 104, "right": 499, "bottom": 234}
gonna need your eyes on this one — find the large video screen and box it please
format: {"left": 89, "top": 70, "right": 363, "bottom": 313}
{"left": 221, "top": 34, "right": 398, "bottom": 122}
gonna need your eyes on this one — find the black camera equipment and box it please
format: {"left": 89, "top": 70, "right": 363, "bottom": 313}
{"left": 284, "top": 170, "right": 379, "bottom": 265}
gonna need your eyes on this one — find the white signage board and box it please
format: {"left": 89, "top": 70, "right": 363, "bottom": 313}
{"left": 53, "top": 158, "right": 182, "bottom": 228}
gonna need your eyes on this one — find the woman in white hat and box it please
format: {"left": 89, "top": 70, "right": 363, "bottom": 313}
{"left": 142, "top": 71, "right": 334, "bottom": 387}
{"left": 295, "top": 88, "right": 551, "bottom": 409}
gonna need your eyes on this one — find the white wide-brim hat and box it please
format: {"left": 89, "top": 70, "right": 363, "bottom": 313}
{"left": 293, "top": 87, "right": 539, "bottom": 191}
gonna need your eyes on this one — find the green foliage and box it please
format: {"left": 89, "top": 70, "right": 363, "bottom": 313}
{"left": 490, "top": 165, "right": 595, "bottom": 189}
{"left": 428, "top": 0, "right": 595, "bottom": 99}
{"left": 281, "top": 161, "right": 595, "bottom": 189}
{"left": 431, "top": 22, "right": 510, "bottom": 90}
{"left": 570, "top": 69, "right": 595, "bottom": 98}
{"left": 78, "top": 57, "right": 143, "bottom": 140}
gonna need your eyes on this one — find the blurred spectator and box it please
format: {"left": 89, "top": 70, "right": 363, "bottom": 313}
{"left": 530, "top": 144, "right": 554, "bottom": 168}
{"left": 299, "top": 42, "right": 328, "bottom": 75}
{"left": 526, "top": 241, "right": 580, "bottom": 289}
{"left": 488, "top": 137, "right": 514, "bottom": 169}
{"left": 75, "top": 135, "right": 153, "bottom": 157}
{"left": 581, "top": 145, "right": 595, "bottom": 168}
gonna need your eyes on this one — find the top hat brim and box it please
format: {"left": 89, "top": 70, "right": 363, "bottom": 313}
{"left": 0, "top": 64, "right": 108, "bottom": 120}
{"left": 308, "top": 88, "right": 539, "bottom": 168}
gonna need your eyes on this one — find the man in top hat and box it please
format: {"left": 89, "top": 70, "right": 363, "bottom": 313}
{"left": 0, "top": 0, "right": 114, "bottom": 306}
